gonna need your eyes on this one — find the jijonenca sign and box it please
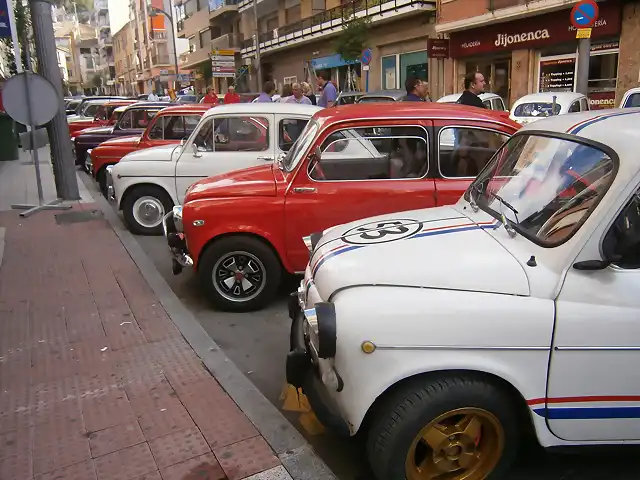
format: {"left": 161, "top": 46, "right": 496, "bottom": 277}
{"left": 494, "top": 29, "right": 550, "bottom": 48}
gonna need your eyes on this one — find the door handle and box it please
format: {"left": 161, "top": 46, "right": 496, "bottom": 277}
{"left": 257, "top": 156, "right": 274, "bottom": 161}
{"left": 293, "top": 187, "right": 317, "bottom": 193}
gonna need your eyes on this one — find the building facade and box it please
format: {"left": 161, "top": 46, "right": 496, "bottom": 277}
{"left": 436, "top": 0, "right": 636, "bottom": 109}
{"left": 95, "top": 0, "right": 116, "bottom": 93}
{"left": 114, "top": 22, "right": 137, "bottom": 95}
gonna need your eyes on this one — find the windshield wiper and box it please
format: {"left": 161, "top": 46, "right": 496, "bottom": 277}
{"left": 492, "top": 193, "right": 519, "bottom": 238}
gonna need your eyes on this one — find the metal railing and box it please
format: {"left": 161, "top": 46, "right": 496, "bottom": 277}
{"left": 209, "top": 0, "right": 239, "bottom": 10}
{"left": 211, "top": 32, "right": 244, "bottom": 50}
{"left": 151, "top": 31, "right": 168, "bottom": 40}
{"left": 242, "top": 0, "right": 429, "bottom": 49}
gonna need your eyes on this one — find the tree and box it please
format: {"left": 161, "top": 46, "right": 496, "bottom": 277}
{"left": 1, "top": 0, "right": 34, "bottom": 75}
{"left": 92, "top": 73, "right": 103, "bottom": 88}
{"left": 333, "top": 6, "right": 371, "bottom": 63}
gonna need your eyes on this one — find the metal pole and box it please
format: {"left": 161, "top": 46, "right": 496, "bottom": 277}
{"left": 575, "top": 37, "right": 591, "bottom": 95}
{"left": 252, "top": 0, "right": 262, "bottom": 91}
{"left": 22, "top": 33, "right": 43, "bottom": 204}
{"left": 168, "top": 11, "right": 179, "bottom": 91}
{"left": 29, "top": 0, "right": 80, "bottom": 200}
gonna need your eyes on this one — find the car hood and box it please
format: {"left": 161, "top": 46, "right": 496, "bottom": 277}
{"left": 100, "top": 135, "right": 142, "bottom": 147}
{"left": 77, "top": 126, "right": 114, "bottom": 136}
{"left": 68, "top": 115, "right": 94, "bottom": 123}
{"left": 185, "top": 164, "right": 277, "bottom": 203}
{"left": 119, "top": 144, "right": 180, "bottom": 163}
{"left": 308, "top": 206, "right": 529, "bottom": 300}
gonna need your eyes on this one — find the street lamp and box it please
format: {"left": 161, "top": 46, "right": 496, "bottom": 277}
{"left": 148, "top": 4, "right": 180, "bottom": 92}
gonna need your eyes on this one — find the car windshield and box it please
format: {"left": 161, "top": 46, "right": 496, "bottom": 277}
{"left": 82, "top": 103, "right": 101, "bottom": 117}
{"left": 283, "top": 120, "right": 318, "bottom": 172}
{"left": 467, "top": 133, "right": 616, "bottom": 246}
{"left": 623, "top": 93, "right": 640, "bottom": 108}
{"left": 513, "top": 102, "right": 561, "bottom": 117}
{"left": 68, "top": 100, "right": 82, "bottom": 111}
{"left": 358, "top": 97, "right": 396, "bottom": 103}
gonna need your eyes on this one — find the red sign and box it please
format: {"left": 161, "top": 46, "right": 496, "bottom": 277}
{"left": 449, "top": 1, "right": 621, "bottom": 57}
{"left": 570, "top": 0, "right": 599, "bottom": 29}
{"left": 588, "top": 91, "right": 616, "bottom": 110}
{"left": 427, "top": 39, "right": 450, "bottom": 59}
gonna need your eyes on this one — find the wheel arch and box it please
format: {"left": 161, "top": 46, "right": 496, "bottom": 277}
{"left": 196, "top": 231, "right": 285, "bottom": 272}
{"left": 119, "top": 181, "right": 175, "bottom": 211}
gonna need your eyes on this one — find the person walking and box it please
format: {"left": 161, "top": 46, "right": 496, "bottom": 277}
{"left": 202, "top": 87, "right": 219, "bottom": 105}
{"left": 458, "top": 72, "right": 486, "bottom": 108}
{"left": 316, "top": 71, "right": 337, "bottom": 108}
{"left": 224, "top": 85, "right": 241, "bottom": 104}
{"left": 256, "top": 81, "right": 275, "bottom": 102}
{"left": 402, "top": 75, "right": 424, "bottom": 102}
{"left": 286, "top": 83, "right": 312, "bottom": 105}
{"left": 301, "top": 82, "right": 316, "bottom": 105}
{"left": 147, "top": 91, "right": 159, "bottom": 101}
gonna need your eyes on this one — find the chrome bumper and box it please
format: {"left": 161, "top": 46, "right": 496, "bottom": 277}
{"left": 105, "top": 166, "right": 116, "bottom": 204}
{"left": 85, "top": 149, "right": 93, "bottom": 175}
{"left": 162, "top": 208, "right": 193, "bottom": 275}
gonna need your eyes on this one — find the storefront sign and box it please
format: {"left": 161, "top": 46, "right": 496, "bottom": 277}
{"left": 539, "top": 58, "right": 576, "bottom": 92}
{"left": 427, "top": 38, "right": 450, "bottom": 59}
{"left": 588, "top": 91, "right": 616, "bottom": 110}
{"left": 0, "top": 0, "right": 12, "bottom": 38}
{"left": 449, "top": 0, "right": 621, "bottom": 57}
{"left": 310, "top": 54, "right": 358, "bottom": 71}
{"left": 591, "top": 41, "right": 619, "bottom": 52}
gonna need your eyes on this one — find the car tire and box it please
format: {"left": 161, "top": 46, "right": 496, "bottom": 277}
{"left": 366, "top": 375, "right": 520, "bottom": 480}
{"left": 96, "top": 167, "right": 108, "bottom": 198}
{"left": 198, "top": 236, "right": 281, "bottom": 312}
{"left": 121, "top": 185, "right": 173, "bottom": 236}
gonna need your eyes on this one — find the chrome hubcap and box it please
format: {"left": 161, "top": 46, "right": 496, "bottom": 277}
{"left": 132, "top": 196, "right": 164, "bottom": 228}
{"left": 212, "top": 251, "right": 266, "bottom": 303}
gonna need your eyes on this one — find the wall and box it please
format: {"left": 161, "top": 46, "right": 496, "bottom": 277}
{"left": 615, "top": 1, "right": 640, "bottom": 105}
{"left": 509, "top": 48, "right": 533, "bottom": 105}
{"left": 438, "top": 0, "right": 489, "bottom": 24}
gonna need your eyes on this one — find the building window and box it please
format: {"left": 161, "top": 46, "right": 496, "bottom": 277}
{"left": 399, "top": 50, "right": 428, "bottom": 88}
{"left": 381, "top": 55, "right": 397, "bottom": 89}
{"left": 284, "top": 76, "right": 297, "bottom": 85}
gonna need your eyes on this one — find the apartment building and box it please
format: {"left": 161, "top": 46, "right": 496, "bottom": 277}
{"left": 95, "top": 0, "right": 116, "bottom": 93}
{"left": 114, "top": 22, "right": 137, "bottom": 95}
{"left": 54, "top": 21, "right": 101, "bottom": 95}
{"left": 436, "top": 0, "right": 637, "bottom": 108}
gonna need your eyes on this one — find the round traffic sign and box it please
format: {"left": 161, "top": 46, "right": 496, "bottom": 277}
{"left": 1, "top": 72, "right": 59, "bottom": 126}
{"left": 570, "top": 0, "right": 599, "bottom": 29}
{"left": 361, "top": 48, "right": 372, "bottom": 66}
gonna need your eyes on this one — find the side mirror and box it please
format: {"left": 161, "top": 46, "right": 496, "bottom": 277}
{"left": 192, "top": 142, "right": 202, "bottom": 157}
{"left": 573, "top": 254, "right": 622, "bottom": 271}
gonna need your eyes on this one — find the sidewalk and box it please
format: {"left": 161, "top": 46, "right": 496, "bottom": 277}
{"left": 0, "top": 155, "right": 329, "bottom": 480}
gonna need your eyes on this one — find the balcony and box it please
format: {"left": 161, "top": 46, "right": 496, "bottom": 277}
{"left": 209, "top": 0, "right": 239, "bottom": 19}
{"left": 241, "top": 0, "right": 435, "bottom": 54}
{"left": 211, "top": 33, "right": 243, "bottom": 51}
{"left": 98, "top": 34, "right": 113, "bottom": 48}
{"left": 150, "top": 30, "right": 168, "bottom": 40}
{"left": 180, "top": 44, "right": 211, "bottom": 69}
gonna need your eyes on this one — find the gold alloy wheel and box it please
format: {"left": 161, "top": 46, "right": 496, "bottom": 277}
{"left": 405, "top": 407, "right": 504, "bottom": 480}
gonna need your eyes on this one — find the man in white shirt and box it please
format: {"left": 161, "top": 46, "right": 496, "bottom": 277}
{"left": 285, "top": 83, "right": 312, "bottom": 105}
{"left": 147, "top": 91, "right": 159, "bottom": 101}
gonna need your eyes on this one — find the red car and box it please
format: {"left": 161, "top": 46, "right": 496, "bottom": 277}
{"left": 89, "top": 104, "right": 211, "bottom": 195}
{"left": 68, "top": 100, "right": 136, "bottom": 137}
{"left": 165, "top": 103, "right": 520, "bottom": 311}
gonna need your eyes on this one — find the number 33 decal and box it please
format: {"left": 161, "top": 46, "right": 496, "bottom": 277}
{"left": 342, "top": 219, "right": 423, "bottom": 245}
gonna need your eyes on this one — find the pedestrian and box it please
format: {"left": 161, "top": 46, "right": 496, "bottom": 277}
{"left": 224, "top": 85, "right": 241, "bottom": 104}
{"left": 420, "top": 80, "right": 432, "bottom": 102}
{"left": 202, "top": 87, "right": 219, "bottom": 105}
{"left": 402, "top": 75, "right": 423, "bottom": 102}
{"left": 301, "top": 82, "right": 316, "bottom": 105}
{"left": 286, "top": 83, "right": 312, "bottom": 105}
{"left": 147, "top": 91, "right": 159, "bottom": 101}
{"left": 316, "top": 71, "right": 337, "bottom": 108}
{"left": 458, "top": 71, "right": 486, "bottom": 108}
{"left": 278, "top": 84, "right": 293, "bottom": 102}
{"left": 255, "top": 81, "right": 275, "bottom": 102}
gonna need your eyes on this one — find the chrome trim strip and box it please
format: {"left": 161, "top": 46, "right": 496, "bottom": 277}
{"left": 554, "top": 346, "right": 640, "bottom": 351}
{"left": 375, "top": 345, "right": 549, "bottom": 351}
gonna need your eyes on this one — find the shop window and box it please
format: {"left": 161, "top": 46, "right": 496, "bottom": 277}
{"left": 588, "top": 51, "right": 618, "bottom": 91}
{"left": 400, "top": 50, "right": 428, "bottom": 89}
{"left": 382, "top": 55, "right": 397, "bottom": 90}
{"left": 438, "top": 127, "right": 508, "bottom": 179}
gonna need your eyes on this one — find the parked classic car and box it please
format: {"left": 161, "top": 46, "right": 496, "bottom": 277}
{"left": 68, "top": 100, "right": 136, "bottom": 137}
{"left": 163, "top": 103, "right": 520, "bottom": 311}
{"left": 437, "top": 92, "right": 507, "bottom": 111}
{"left": 88, "top": 104, "right": 211, "bottom": 195}
{"left": 510, "top": 92, "right": 589, "bottom": 125}
{"left": 619, "top": 87, "right": 640, "bottom": 108}
{"left": 67, "top": 95, "right": 128, "bottom": 117}
{"left": 285, "top": 107, "right": 640, "bottom": 480}
{"left": 356, "top": 89, "right": 408, "bottom": 103}
{"left": 73, "top": 102, "right": 170, "bottom": 167}
{"left": 107, "top": 103, "right": 321, "bottom": 235}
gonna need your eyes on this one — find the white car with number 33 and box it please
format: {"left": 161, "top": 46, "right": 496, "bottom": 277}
{"left": 286, "top": 108, "right": 640, "bottom": 480}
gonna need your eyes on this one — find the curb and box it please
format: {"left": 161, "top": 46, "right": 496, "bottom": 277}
{"left": 78, "top": 174, "right": 338, "bottom": 480}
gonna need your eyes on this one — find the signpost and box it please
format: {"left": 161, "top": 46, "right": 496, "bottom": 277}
{"left": 571, "top": 0, "right": 598, "bottom": 94}
{"left": 361, "top": 48, "right": 372, "bottom": 92}
{"left": 211, "top": 48, "right": 236, "bottom": 78}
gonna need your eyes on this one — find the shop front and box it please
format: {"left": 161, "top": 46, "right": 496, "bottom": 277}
{"left": 448, "top": 0, "right": 622, "bottom": 109}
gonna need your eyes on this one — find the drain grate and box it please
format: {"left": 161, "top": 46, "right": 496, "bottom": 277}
{"left": 55, "top": 209, "right": 104, "bottom": 225}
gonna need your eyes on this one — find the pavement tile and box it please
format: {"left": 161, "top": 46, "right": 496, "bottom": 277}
{"left": 129, "top": 472, "right": 162, "bottom": 480}
{"left": 0, "top": 427, "right": 32, "bottom": 460}
{"left": 148, "top": 428, "right": 210, "bottom": 469}
{"left": 33, "top": 459, "right": 97, "bottom": 480}
{"left": 136, "top": 397, "right": 196, "bottom": 441}
{"left": 76, "top": 372, "right": 123, "bottom": 401}
{"left": 242, "top": 466, "right": 293, "bottom": 480}
{"left": 0, "top": 453, "right": 32, "bottom": 480}
{"left": 102, "top": 319, "right": 147, "bottom": 352}
{"left": 32, "top": 430, "right": 91, "bottom": 476}
{"left": 214, "top": 437, "right": 279, "bottom": 480}
{"left": 122, "top": 373, "right": 173, "bottom": 403}
{"left": 89, "top": 422, "right": 145, "bottom": 458}
{"left": 172, "top": 378, "right": 228, "bottom": 406}
{"left": 159, "top": 453, "right": 226, "bottom": 480}
{"left": 94, "top": 443, "right": 158, "bottom": 480}
{"left": 82, "top": 389, "right": 136, "bottom": 433}
{"left": 32, "top": 403, "right": 84, "bottom": 435}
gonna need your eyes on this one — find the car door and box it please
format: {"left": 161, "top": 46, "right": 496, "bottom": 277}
{"left": 276, "top": 114, "right": 311, "bottom": 157}
{"left": 434, "top": 121, "right": 512, "bottom": 206}
{"left": 283, "top": 121, "right": 436, "bottom": 272}
{"left": 549, "top": 180, "right": 640, "bottom": 442}
{"left": 174, "top": 113, "right": 275, "bottom": 204}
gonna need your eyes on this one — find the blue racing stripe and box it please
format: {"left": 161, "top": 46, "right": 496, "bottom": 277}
{"left": 533, "top": 407, "right": 640, "bottom": 420}
{"left": 311, "top": 244, "right": 364, "bottom": 276}
{"left": 571, "top": 110, "right": 640, "bottom": 134}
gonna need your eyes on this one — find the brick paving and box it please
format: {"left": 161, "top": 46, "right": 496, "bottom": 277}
{"left": 0, "top": 204, "right": 282, "bottom": 480}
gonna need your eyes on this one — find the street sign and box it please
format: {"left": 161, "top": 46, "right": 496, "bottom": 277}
{"left": 362, "top": 65, "right": 370, "bottom": 71}
{"left": 361, "top": 48, "right": 372, "bottom": 66}
{"left": 0, "top": 0, "right": 12, "bottom": 38}
{"left": 2, "top": 72, "right": 58, "bottom": 126}
{"left": 576, "top": 28, "right": 592, "bottom": 39}
{"left": 570, "top": 0, "right": 599, "bottom": 29}
{"left": 211, "top": 55, "right": 234, "bottom": 62}
{"left": 211, "top": 49, "right": 235, "bottom": 57}
{"left": 159, "top": 69, "right": 169, "bottom": 75}
{"left": 427, "top": 38, "right": 450, "bottom": 59}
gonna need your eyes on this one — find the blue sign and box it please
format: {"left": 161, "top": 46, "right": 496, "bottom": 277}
{"left": 0, "top": 0, "right": 13, "bottom": 39}
{"left": 361, "top": 48, "right": 372, "bottom": 66}
{"left": 310, "top": 53, "right": 358, "bottom": 71}
{"left": 570, "top": 0, "right": 599, "bottom": 29}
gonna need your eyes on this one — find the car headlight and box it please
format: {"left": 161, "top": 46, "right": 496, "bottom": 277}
{"left": 304, "top": 302, "right": 336, "bottom": 359}
{"left": 172, "top": 206, "right": 183, "bottom": 233}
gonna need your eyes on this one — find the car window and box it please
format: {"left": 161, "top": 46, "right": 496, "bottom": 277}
{"left": 483, "top": 100, "right": 492, "bottom": 109}
{"left": 580, "top": 98, "right": 589, "bottom": 111}
{"left": 279, "top": 118, "right": 309, "bottom": 152}
{"left": 568, "top": 101, "right": 580, "bottom": 113}
{"left": 163, "top": 115, "right": 187, "bottom": 140}
{"left": 192, "top": 117, "right": 214, "bottom": 152}
{"left": 84, "top": 103, "right": 101, "bottom": 117}
{"left": 439, "top": 127, "right": 509, "bottom": 178}
{"left": 309, "top": 125, "right": 428, "bottom": 181}
{"left": 148, "top": 117, "right": 164, "bottom": 140}
{"left": 118, "top": 111, "right": 132, "bottom": 129}
{"left": 624, "top": 93, "right": 640, "bottom": 108}
{"left": 184, "top": 115, "right": 201, "bottom": 137}
{"left": 513, "top": 102, "right": 561, "bottom": 117}
{"left": 604, "top": 189, "right": 640, "bottom": 269}
{"left": 95, "top": 106, "right": 109, "bottom": 120}
{"left": 493, "top": 98, "right": 505, "bottom": 111}
{"left": 213, "top": 116, "right": 269, "bottom": 152}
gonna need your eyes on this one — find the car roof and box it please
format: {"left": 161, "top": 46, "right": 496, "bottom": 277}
{"left": 311, "top": 103, "right": 518, "bottom": 129}
{"left": 125, "top": 101, "right": 173, "bottom": 110}
{"left": 339, "top": 91, "right": 363, "bottom": 96}
{"left": 157, "top": 105, "right": 212, "bottom": 115}
{"left": 437, "top": 92, "right": 502, "bottom": 103}
{"left": 104, "top": 100, "right": 136, "bottom": 106}
{"left": 358, "top": 89, "right": 406, "bottom": 100}
{"left": 623, "top": 87, "right": 640, "bottom": 95}
{"left": 201, "top": 102, "right": 322, "bottom": 118}
{"left": 513, "top": 92, "right": 586, "bottom": 106}
{"left": 114, "top": 106, "right": 129, "bottom": 113}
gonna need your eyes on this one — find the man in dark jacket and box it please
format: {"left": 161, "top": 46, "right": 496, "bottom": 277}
{"left": 458, "top": 71, "right": 486, "bottom": 108}
{"left": 403, "top": 75, "right": 424, "bottom": 102}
